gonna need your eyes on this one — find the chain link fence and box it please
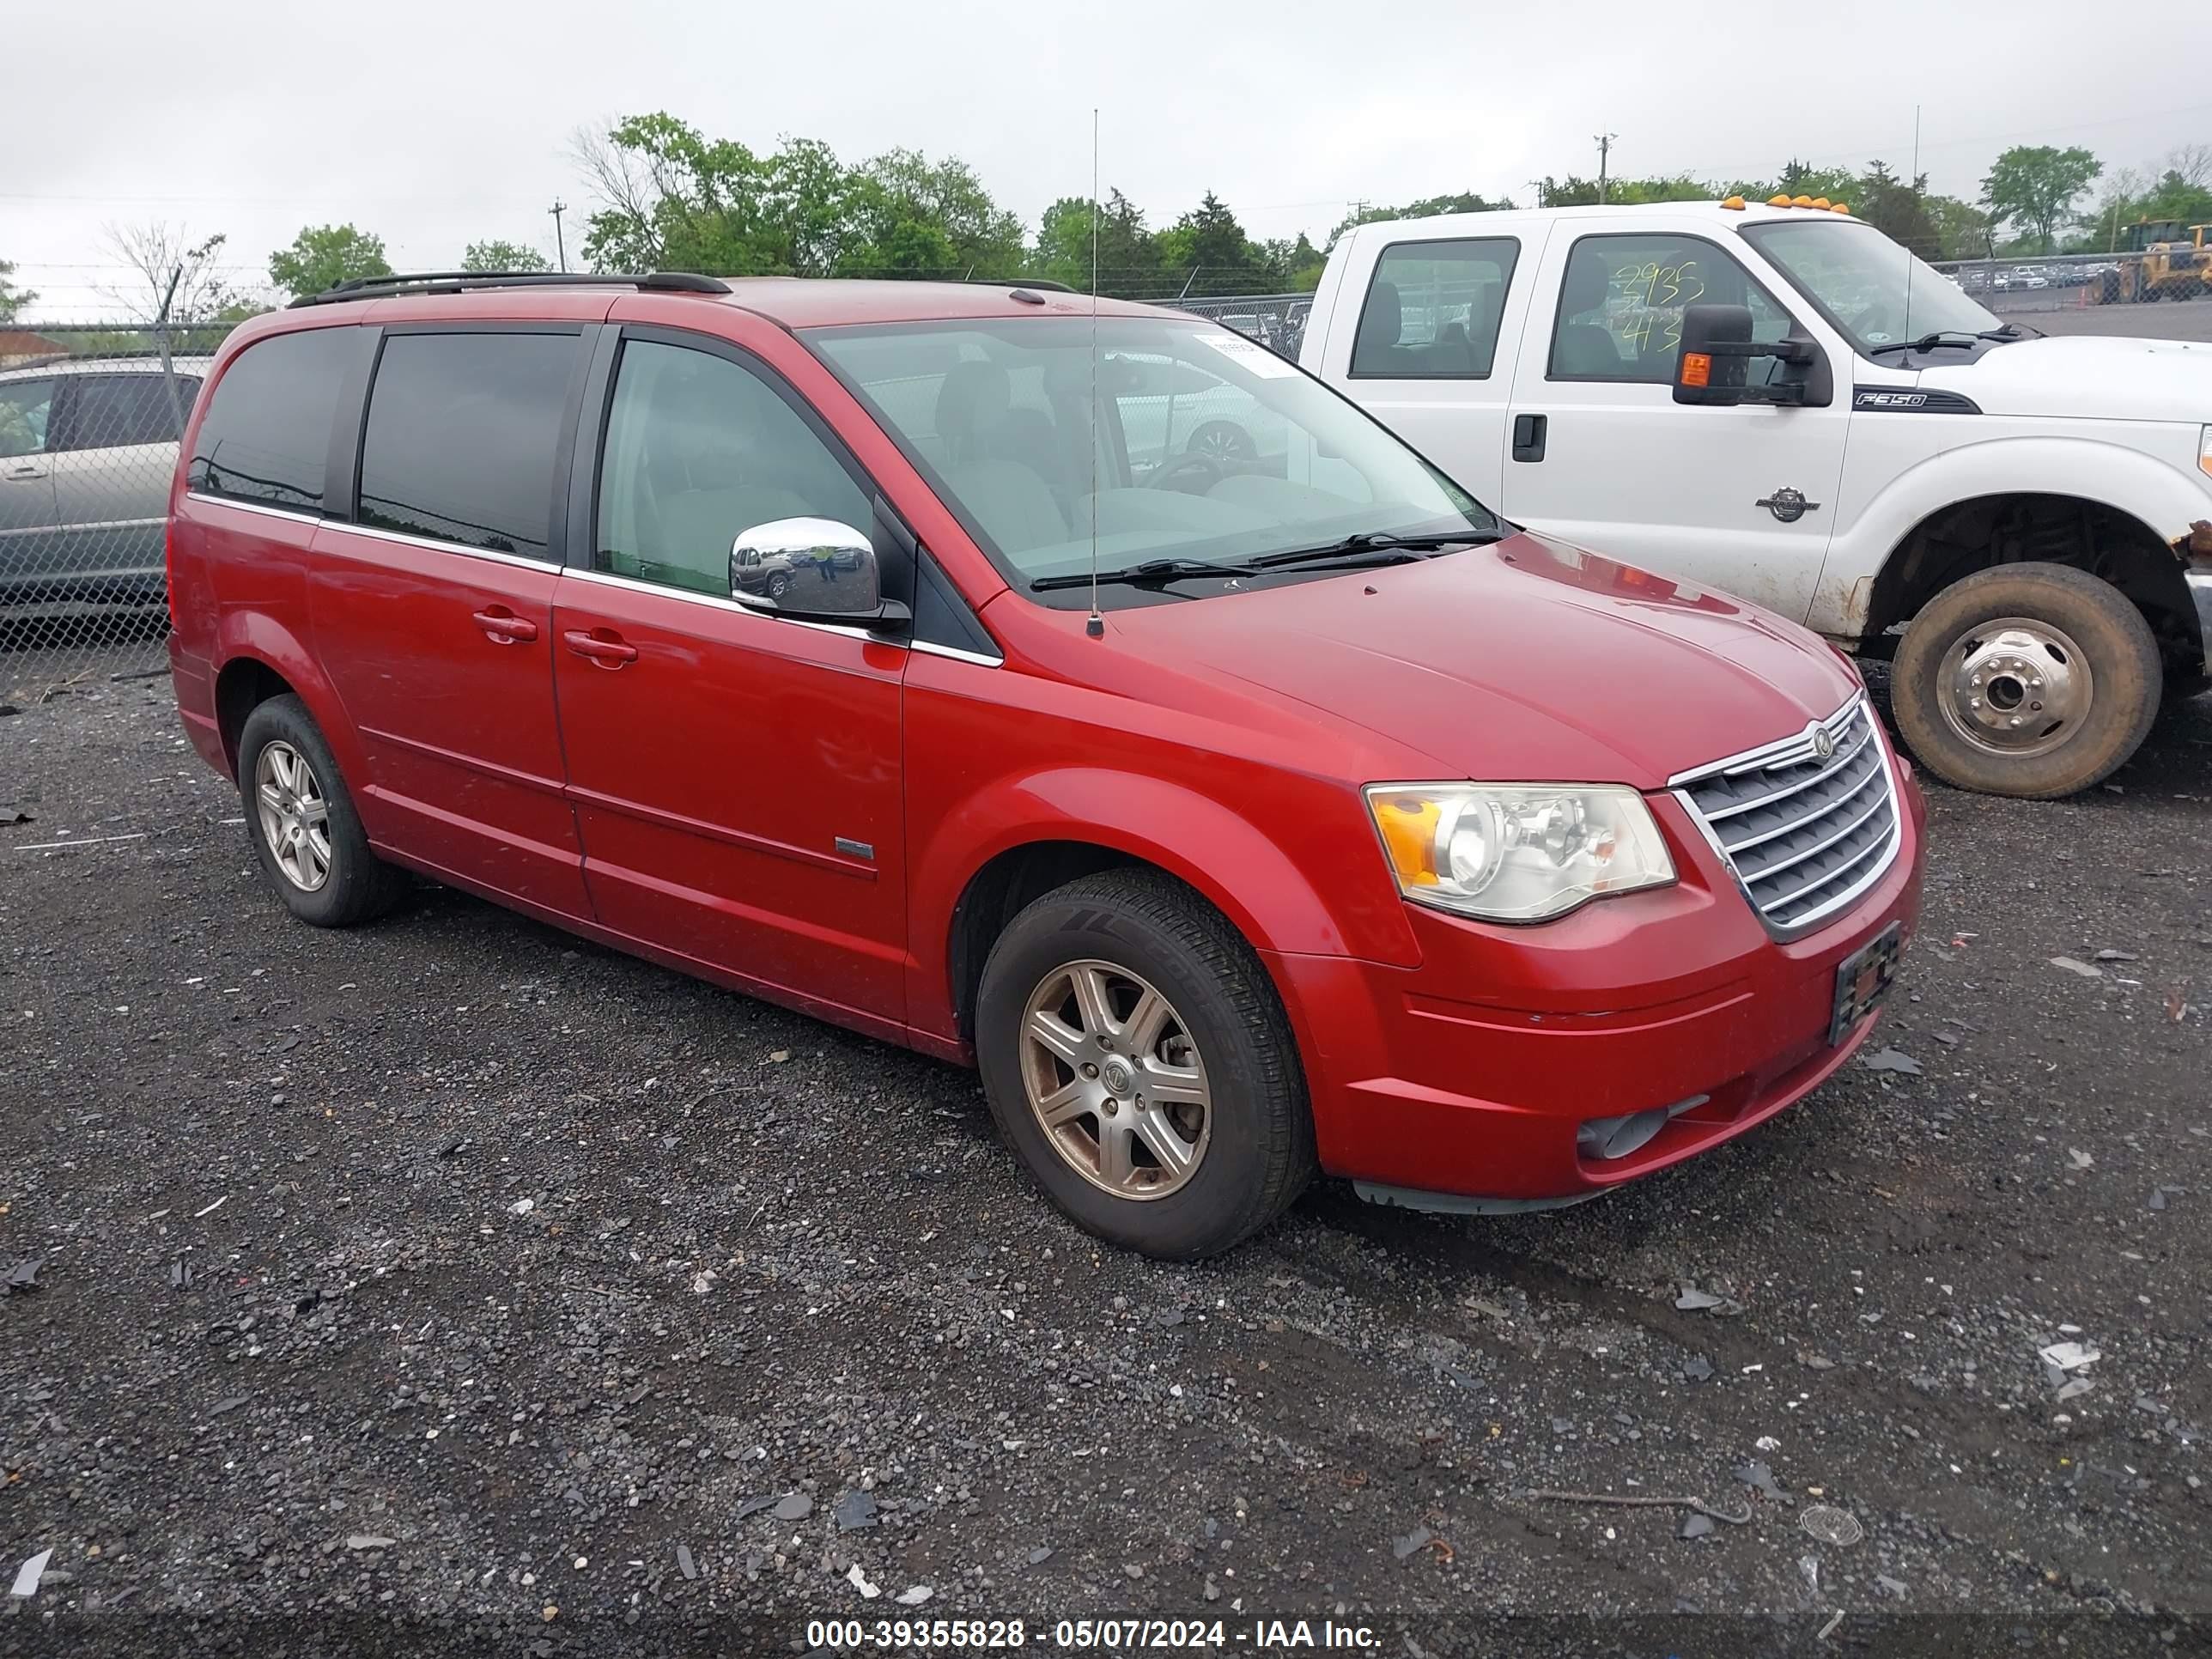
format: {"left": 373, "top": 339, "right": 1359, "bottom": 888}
{"left": 1175, "top": 293, "right": 1312, "bottom": 359}
{"left": 1, "top": 323, "right": 230, "bottom": 703}
{"left": 1931, "top": 245, "right": 2212, "bottom": 315}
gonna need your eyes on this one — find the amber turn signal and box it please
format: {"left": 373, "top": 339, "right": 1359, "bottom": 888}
{"left": 1680, "top": 351, "right": 1712, "bottom": 389}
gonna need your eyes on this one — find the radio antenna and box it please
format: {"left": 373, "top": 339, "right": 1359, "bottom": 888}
{"left": 1085, "top": 107, "right": 1104, "bottom": 639}
{"left": 1903, "top": 103, "right": 1921, "bottom": 334}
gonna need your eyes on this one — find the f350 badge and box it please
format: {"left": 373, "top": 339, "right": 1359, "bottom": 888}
{"left": 1756, "top": 487, "right": 1820, "bottom": 524}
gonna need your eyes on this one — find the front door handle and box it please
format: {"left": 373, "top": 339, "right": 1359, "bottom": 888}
{"left": 3, "top": 462, "right": 46, "bottom": 481}
{"left": 471, "top": 607, "right": 538, "bottom": 645}
{"left": 563, "top": 628, "right": 638, "bottom": 668}
{"left": 1510, "top": 413, "right": 1547, "bottom": 463}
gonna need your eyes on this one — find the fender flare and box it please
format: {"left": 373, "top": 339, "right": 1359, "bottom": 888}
{"left": 210, "top": 616, "right": 370, "bottom": 795}
{"left": 909, "top": 766, "right": 1418, "bottom": 1030}
{"left": 1818, "top": 434, "right": 2209, "bottom": 640}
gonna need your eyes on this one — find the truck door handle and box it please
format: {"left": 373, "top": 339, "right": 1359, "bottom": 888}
{"left": 3, "top": 462, "right": 46, "bottom": 481}
{"left": 1511, "top": 414, "right": 1547, "bottom": 463}
{"left": 471, "top": 607, "right": 538, "bottom": 644}
{"left": 563, "top": 628, "right": 638, "bottom": 668}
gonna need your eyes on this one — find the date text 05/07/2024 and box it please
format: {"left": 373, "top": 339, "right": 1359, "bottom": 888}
{"left": 805, "top": 1618, "right": 1381, "bottom": 1650}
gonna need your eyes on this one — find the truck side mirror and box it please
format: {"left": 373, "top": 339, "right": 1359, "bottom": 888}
{"left": 1673, "top": 303, "right": 1831, "bottom": 409}
{"left": 1673, "top": 304, "right": 1754, "bottom": 406}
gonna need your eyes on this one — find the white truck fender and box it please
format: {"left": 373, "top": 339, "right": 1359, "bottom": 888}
{"left": 1812, "top": 433, "right": 2212, "bottom": 644}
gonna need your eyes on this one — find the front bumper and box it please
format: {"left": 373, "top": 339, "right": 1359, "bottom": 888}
{"left": 1269, "top": 751, "right": 1927, "bottom": 1205}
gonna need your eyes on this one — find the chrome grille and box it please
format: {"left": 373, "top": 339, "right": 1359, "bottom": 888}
{"left": 1672, "top": 697, "right": 1902, "bottom": 939}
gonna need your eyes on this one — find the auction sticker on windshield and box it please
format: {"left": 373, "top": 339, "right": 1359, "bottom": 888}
{"left": 1197, "top": 333, "right": 1298, "bottom": 378}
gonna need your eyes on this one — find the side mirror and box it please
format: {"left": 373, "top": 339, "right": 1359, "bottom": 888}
{"left": 728, "top": 518, "right": 910, "bottom": 627}
{"left": 1673, "top": 303, "right": 1829, "bottom": 409}
{"left": 1673, "top": 303, "right": 1755, "bottom": 405}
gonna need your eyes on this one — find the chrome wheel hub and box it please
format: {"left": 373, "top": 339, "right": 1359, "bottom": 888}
{"left": 1939, "top": 617, "right": 2092, "bottom": 758}
{"left": 253, "top": 740, "right": 333, "bottom": 892}
{"left": 1018, "top": 960, "right": 1211, "bottom": 1200}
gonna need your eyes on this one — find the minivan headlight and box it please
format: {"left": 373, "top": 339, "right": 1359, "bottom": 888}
{"left": 2199, "top": 424, "right": 2212, "bottom": 479}
{"left": 1364, "top": 783, "right": 1675, "bottom": 922}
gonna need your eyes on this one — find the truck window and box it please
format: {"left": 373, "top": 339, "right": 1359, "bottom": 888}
{"left": 1548, "top": 234, "right": 1793, "bottom": 385}
{"left": 1351, "top": 239, "right": 1520, "bottom": 380}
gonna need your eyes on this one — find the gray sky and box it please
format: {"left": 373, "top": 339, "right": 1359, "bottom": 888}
{"left": 9, "top": 0, "right": 2211, "bottom": 319}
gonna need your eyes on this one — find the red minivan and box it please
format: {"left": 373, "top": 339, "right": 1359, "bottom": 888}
{"left": 166, "top": 270, "right": 1923, "bottom": 1258}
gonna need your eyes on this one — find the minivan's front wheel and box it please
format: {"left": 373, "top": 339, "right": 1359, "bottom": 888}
{"left": 1892, "top": 562, "right": 2160, "bottom": 798}
{"left": 975, "top": 869, "right": 1314, "bottom": 1259}
{"left": 238, "top": 695, "right": 404, "bottom": 927}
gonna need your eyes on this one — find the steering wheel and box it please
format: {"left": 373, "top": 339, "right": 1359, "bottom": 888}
{"left": 1146, "top": 450, "right": 1224, "bottom": 493}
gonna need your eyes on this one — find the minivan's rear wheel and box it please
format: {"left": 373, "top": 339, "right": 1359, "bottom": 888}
{"left": 975, "top": 869, "right": 1313, "bottom": 1259}
{"left": 1891, "top": 562, "right": 2160, "bottom": 798}
{"left": 238, "top": 695, "right": 404, "bottom": 927}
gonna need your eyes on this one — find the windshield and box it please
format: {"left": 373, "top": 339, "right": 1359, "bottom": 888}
{"left": 808, "top": 316, "right": 1498, "bottom": 602}
{"left": 1741, "top": 218, "right": 2004, "bottom": 354}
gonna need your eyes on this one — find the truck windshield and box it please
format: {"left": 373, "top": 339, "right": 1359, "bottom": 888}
{"left": 808, "top": 315, "right": 1498, "bottom": 602}
{"left": 1741, "top": 219, "right": 2004, "bottom": 356}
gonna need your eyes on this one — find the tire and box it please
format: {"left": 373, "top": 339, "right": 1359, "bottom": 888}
{"left": 974, "top": 868, "right": 1315, "bottom": 1259}
{"left": 767, "top": 572, "right": 790, "bottom": 599}
{"left": 237, "top": 694, "right": 405, "bottom": 927}
{"left": 1891, "top": 562, "right": 2160, "bottom": 799}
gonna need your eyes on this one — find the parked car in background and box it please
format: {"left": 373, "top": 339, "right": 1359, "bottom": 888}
{"left": 1, "top": 356, "right": 206, "bottom": 616}
{"left": 1305, "top": 199, "right": 2212, "bottom": 799}
{"left": 164, "top": 270, "right": 1923, "bottom": 1259}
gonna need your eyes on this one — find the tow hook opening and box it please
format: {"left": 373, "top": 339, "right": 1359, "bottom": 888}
{"left": 1577, "top": 1095, "right": 1711, "bottom": 1163}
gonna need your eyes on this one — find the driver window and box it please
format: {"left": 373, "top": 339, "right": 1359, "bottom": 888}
{"left": 1549, "top": 234, "right": 1796, "bottom": 385}
{"left": 597, "top": 341, "right": 868, "bottom": 596}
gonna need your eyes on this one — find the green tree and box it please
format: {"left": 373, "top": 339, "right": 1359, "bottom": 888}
{"left": 1981, "top": 144, "right": 2101, "bottom": 254}
{"left": 269, "top": 224, "right": 392, "bottom": 299}
{"left": 850, "top": 149, "right": 1024, "bottom": 276}
{"left": 1535, "top": 173, "right": 1710, "bottom": 207}
{"left": 462, "top": 240, "right": 550, "bottom": 274}
{"left": 1030, "top": 190, "right": 1166, "bottom": 296}
{"left": 0, "top": 258, "right": 32, "bottom": 323}
{"left": 1170, "top": 192, "right": 1271, "bottom": 297}
{"left": 1325, "top": 191, "right": 1512, "bottom": 249}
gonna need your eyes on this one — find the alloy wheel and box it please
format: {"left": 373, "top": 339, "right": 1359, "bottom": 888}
{"left": 1018, "top": 959, "right": 1212, "bottom": 1200}
{"left": 253, "top": 739, "right": 333, "bottom": 892}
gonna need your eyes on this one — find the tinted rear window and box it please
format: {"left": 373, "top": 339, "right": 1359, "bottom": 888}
{"left": 63, "top": 373, "right": 198, "bottom": 451}
{"left": 188, "top": 328, "right": 356, "bottom": 512}
{"left": 357, "top": 331, "right": 576, "bottom": 559}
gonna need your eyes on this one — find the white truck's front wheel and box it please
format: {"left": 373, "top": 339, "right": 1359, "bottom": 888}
{"left": 1892, "top": 562, "right": 2161, "bottom": 799}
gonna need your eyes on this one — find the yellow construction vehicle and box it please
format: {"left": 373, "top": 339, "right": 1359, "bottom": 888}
{"left": 2090, "top": 220, "right": 2212, "bottom": 303}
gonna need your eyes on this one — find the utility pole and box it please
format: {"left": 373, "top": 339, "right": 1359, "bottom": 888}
{"left": 1594, "top": 132, "right": 1617, "bottom": 204}
{"left": 550, "top": 199, "right": 568, "bottom": 273}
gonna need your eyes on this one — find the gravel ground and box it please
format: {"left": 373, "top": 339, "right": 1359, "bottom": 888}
{"left": 1, "top": 668, "right": 2208, "bottom": 1657}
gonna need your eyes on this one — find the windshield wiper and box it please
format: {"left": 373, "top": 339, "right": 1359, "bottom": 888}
{"left": 1029, "top": 556, "right": 1261, "bottom": 592}
{"left": 1866, "top": 330, "right": 1984, "bottom": 356}
{"left": 1249, "top": 527, "right": 1508, "bottom": 569}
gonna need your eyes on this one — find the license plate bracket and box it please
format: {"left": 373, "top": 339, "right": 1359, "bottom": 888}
{"left": 1830, "top": 922, "right": 1903, "bottom": 1046}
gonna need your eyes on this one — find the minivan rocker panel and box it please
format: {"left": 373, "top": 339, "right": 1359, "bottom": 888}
{"left": 166, "top": 273, "right": 1924, "bottom": 1259}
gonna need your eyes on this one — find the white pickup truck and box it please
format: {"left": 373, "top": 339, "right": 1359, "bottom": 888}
{"left": 1299, "top": 198, "right": 2212, "bottom": 798}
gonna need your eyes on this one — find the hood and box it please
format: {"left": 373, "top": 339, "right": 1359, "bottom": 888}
{"left": 1109, "top": 536, "right": 1860, "bottom": 790}
{"left": 1919, "top": 333, "right": 2212, "bottom": 422}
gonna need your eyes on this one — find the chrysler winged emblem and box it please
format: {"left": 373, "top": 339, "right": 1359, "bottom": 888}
{"left": 1757, "top": 486, "right": 1820, "bottom": 524}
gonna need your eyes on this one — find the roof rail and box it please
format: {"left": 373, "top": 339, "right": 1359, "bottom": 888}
{"left": 959, "top": 276, "right": 1076, "bottom": 294}
{"left": 288, "top": 270, "right": 732, "bottom": 308}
